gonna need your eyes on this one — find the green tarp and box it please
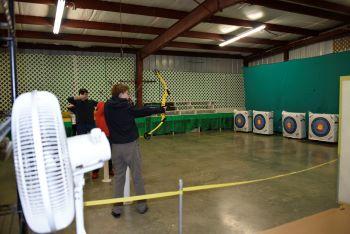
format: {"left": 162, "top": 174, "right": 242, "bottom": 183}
{"left": 64, "top": 113, "right": 234, "bottom": 137}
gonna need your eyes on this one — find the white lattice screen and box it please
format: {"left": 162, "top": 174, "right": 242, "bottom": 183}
{"left": 143, "top": 71, "right": 245, "bottom": 108}
{"left": 1, "top": 51, "right": 245, "bottom": 114}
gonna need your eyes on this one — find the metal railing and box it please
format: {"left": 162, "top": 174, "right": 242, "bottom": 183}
{"left": 0, "top": 1, "right": 26, "bottom": 233}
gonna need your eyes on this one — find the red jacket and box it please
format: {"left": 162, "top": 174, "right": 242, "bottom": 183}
{"left": 94, "top": 102, "right": 110, "bottom": 137}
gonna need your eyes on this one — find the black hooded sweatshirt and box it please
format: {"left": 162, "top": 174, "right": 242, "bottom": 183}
{"left": 104, "top": 96, "right": 164, "bottom": 144}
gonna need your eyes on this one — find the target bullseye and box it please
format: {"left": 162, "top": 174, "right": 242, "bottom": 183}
{"left": 234, "top": 114, "right": 246, "bottom": 128}
{"left": 311, "top": 117, "right": 331, "bottom": 137}
{"left": 283, "top": 117, "right": 297, "bottom": 134}
{"left": 254, "top": 114, "right": 266, "bottom": 130}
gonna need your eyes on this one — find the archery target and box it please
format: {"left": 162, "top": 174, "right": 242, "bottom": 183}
{"left": 308, "top": 113, "right": 338, "bottom": 142}
{"left": 233, "top": 110, "right": 252, "bottom": 132}
{"left": 254, "top": 114, "right": 266, "bottom": 130}
{"left": 253, "top": 111, "right": 274, "bottom": 135}
{"left": 282, "top": 111, "right": 306, "bottom": 139}
{"left": 311, "top": 117, "right": 331, "bottom": 137}
{"left": 235, "top": 114, "right": 246, "bottom": 129}
{"left": 283, "top": 117, "right": 297, "bottom": 134}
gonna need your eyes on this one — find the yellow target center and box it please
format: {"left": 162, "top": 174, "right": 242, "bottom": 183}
{"left": 257, "top": 119, "right": 262, "bottom": 125}
{"left": 237, "top": 119, "right": 242, "bottom": 124}
{"left": 286, "top": 122, "right": 292, "bottom": 129}
{"left": 317, "top": 124, "right": 324, "bottom": 131}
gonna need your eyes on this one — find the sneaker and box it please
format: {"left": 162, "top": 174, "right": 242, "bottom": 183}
{"left": 111, "top": 211, "right": 121, "bottom": 219}
{"left": 92, "top": 172, "right": 99, "bottom": 179}
{"left": 137, "top": 203, "right": 148, "bottom": 214}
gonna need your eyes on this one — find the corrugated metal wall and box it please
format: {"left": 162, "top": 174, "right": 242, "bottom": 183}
{"left": 289, "top": 40, "right": 333, "bottom": 60}
{"left": 248, "top": 40, "right": 334, "bottom": 67}
{"left": 248, "top": 53, "right": 284, "bottom": 67}
{"left": 143, "top": 55, "right": 243, "bottom": 73}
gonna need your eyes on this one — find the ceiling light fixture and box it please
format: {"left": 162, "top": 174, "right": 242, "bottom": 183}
{"left": 219, "top": 25, "right": 266, "bottom": 47}
{"left": 246, "top": 11, "right": 264, "bottom": 20}
{"left": 53, "top": 0, "right": 66, "bottom": 34}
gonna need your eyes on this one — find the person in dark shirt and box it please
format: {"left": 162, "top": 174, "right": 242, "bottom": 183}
{"left": 67, "top": 88, "right": 98, "bottom": 134}
{"left": 105, "top": 84, "right": 165, "bottom": 218}
{"left": 67, "top": 88, "right": 99, "bottom": 179}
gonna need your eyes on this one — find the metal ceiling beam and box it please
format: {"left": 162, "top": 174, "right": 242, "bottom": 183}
{"left": 15, "top": 0, "right": 318, "bottom": 36}
{"left": 0, "top": 30, "right": 261, "bottom": 53}
{"left": 246, "top": 0, "right": 350, "bottom": 22}
{"left": 5, "top": 14, "right": 283, "bottom": 45}
{"left": 140, "top": 0, "right": 246, "bottom": 58}
{"left": 245, "top": 25, "right": 350, "bottom": 62}
{"left": 16, "top": 42, "right": 244, "bottom": 59}
{"left": 155, "top": 50, "right": 243, "bottom": 59}
{"left": 286, "top": 0, "right": 350, "bottom": 15}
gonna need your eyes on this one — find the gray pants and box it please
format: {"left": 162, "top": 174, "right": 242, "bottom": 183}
{"left": 112, "top": 140, "right": 147, "bottom": 214}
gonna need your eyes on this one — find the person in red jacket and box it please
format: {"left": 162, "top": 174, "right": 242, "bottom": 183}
{"left": 94, "top": 101, "right": 114, "bottom": 179}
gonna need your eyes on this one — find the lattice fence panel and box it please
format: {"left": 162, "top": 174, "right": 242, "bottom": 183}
{"left": 143, "top": 70, "right": 245, "bottom": 108}
{"left": 334, "top": 36, "right": 350, "bottom": 53}
{"left": 1, "top": 52, "right": 245, "bottom": 114}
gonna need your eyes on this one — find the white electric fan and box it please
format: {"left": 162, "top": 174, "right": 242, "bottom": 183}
{"left": 11, "top": 91, "right": 111, "bottom": 234}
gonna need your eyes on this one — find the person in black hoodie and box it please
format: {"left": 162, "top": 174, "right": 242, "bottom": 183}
{"left": 105, "top": 84, "right": 165, "bottom": 218}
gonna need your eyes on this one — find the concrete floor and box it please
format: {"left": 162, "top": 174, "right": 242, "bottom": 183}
{"left": 0, "top": 131, "right": 338, "bottom": 234}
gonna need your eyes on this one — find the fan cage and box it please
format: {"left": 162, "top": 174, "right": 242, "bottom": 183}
{"left": 12, "top": 91, "right": 74, "bottom": 233}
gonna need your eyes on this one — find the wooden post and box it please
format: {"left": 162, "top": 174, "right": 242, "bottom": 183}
{"left": 136, "top": 52, "right": 143, "bottom": 107}
{"left": 284, "top": 50, "right": 289, "bottom": 62}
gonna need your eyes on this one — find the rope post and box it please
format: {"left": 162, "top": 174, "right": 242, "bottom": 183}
{"left": 102, "top": 161, "right": 111, "bottom": 183}
{"left": 123, "top": 167, "right": 131, "bottom": 204}
{"left": 178, "top": 179, "right": 183, "bottom": 234}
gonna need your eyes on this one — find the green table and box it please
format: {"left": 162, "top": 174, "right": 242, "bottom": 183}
{"left": 63, "top": 113, "right": 234, "bottom": 137}
{"left": 64, "top": 121, "right": 73, "bottom": 137}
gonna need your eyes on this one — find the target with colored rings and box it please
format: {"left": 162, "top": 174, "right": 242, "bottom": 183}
{"left": 283, "top": 117, "right": 297, "bottom": 134}
{"left": 254, "top": 114, "right": 266, "bottom": 130}
{"left": 311, "top": 117, "right": 331, "bottom": 137}
{"left": 235, "top": 114, "right": 246, "bottom": 128}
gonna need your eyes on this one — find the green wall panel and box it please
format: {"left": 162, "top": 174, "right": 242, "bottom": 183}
{"left": 244, "top": 51, "right": 350, "bottom": 132}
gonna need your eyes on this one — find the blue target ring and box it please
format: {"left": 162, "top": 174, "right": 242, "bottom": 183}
{"left": 254, "top": 114, "right": 266, "bottom": 130}
{"left": 311, "top": 117, "right": 330, "bottom": 137}
{"left": 283, "top": 117, "right": 297, "bottom": 134}
{"left": 235, "top": 114, "right": 246, "bottom": 128}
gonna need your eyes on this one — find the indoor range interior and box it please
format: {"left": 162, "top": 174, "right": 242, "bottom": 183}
{"left": 1, "top": 0, "right": 350, "bottom": 234}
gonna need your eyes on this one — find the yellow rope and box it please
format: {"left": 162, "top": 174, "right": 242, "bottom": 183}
{"left": 84, "top": 159, "right": 337, "bottom": 207}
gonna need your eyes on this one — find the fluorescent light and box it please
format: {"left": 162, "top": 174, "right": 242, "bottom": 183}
{"left": 219, "top": 25, "right": 266, "bottom": 47}
{"left": 246, "top": 11, "right": 264, "bottom": 20}
{"left": 218, "top": 25, "right": 240, "bottom": 34}
{"left": 53, "top": 0, "right": 66, "bottom": 34}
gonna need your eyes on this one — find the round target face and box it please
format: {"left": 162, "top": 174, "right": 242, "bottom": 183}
{"left": 311, "top": 117, "right": 331, "bottom": 137}
{"left": 283, "top": 117, "right": 297, "bottom": 134}
{"left": 254, "top": 114, "right": 266, "bottom": 130}
{"left": 235, "top": 114, "right": 246, "bottom": 128}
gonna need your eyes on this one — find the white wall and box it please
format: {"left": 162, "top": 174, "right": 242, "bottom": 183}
{"left": 338, "top": 76, "right": 350, "bottom": 205}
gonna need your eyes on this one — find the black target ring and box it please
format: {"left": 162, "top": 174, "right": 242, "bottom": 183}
{"left": 283, "top": 117, "right": 297, "bottom": 134}
{"left": 311, "top": 117, "right": 331, "bottom": 137}
{"left": 254, "top": 114, "right": 266, "bottom": 130}
{"left": 235, "top": 114, "right": 246, "bottom": 128}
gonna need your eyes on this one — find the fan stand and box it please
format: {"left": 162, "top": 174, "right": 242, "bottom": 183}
{"left": 73, "top": 173, "right": 87, "bottom": 234}
{"left": 71, "top": 158, "right": 107, "bottom": 234}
